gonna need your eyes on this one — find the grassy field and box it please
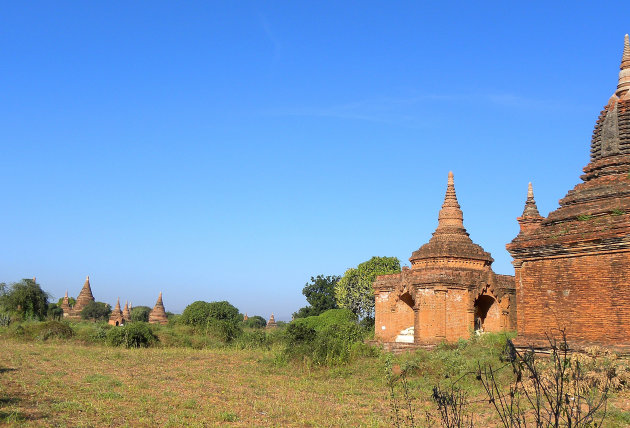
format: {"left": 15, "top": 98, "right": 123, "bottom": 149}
{"left": 0, "top": 339, "right": 392, "bottom": 427}
{"left": 1, "top": 335, "right": 629, "bottom": 427}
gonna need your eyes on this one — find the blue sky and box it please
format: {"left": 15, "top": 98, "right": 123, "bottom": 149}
{"left": 1, "top": 2, "right": 629, "bottom": 319}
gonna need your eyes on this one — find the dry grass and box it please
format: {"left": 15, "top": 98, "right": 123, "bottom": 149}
{"left": 0, "top": 339, "right": 390, "bottom": 427}
{"left": 1, "top": 337, "right": 629, "bottom": 427}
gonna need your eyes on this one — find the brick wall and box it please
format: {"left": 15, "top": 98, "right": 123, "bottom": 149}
{"left": 514, "top": 251, "right": 630, "bottom": 348}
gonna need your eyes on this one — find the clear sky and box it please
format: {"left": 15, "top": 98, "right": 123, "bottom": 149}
{"left": 1, "top": 2, "right": 629, "bottom": 319}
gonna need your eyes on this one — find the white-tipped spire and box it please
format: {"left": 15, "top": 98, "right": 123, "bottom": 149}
{"left": 616, "top": 34, "right": 630, "bottom": 97}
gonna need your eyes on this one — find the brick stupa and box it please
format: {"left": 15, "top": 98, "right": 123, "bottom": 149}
{"left": 266, "top": 313, "right": 277, "bottom": 329}
{"left": 148, "top": 292, "right": 168, "bottom": 325}
{"left": 64, "top": 276, "right": 96, "bottom": 320}
{"left": 122, "top": 301, "right": 131, "bottom": 322}
{"left": 507, "top": 35, "right": 630, "bottom": 352}
{"left": 108, "top": 298, "right": 125, "bottom": 326}
{"left": 60, "top": 290, "right": 71, "bottom": 318}
{"left": 374, "top": 172, "right": 515, "bottom": 345}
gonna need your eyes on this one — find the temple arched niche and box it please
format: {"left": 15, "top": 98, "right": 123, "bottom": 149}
{"left": 392, "top": 289, "right": 416, "bottom": 343}
{"left": 473, "top": 287, "right": 502, "bottom": 333}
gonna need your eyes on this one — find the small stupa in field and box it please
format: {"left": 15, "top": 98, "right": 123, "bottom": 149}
{"left": 122, "top": 301, "right": 131, "bottom": 322}
{"left": 62, "top": 276, "right": 97, "bottom": 320}
{"left": 266, "top": 313, "right": 277, "bottom": 329}
{"left": 243, "top": 313, "right": 249, "bottom": 321}
{"left": 148, "top": 292, "right": 168, "bottom": 325}
{"left": 60, "top": 290, "right": 71, "bottom": 317}
{"left": 108, "top": 298, "right": 125, "bottom": 326}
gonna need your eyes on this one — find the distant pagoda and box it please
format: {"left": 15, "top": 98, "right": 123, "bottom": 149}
{"left": 148, "top": 292, "right": 168, "bottom": 325}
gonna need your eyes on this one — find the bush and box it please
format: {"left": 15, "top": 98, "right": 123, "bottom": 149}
{"left": 8, "top": 320, "right": 74, "bottom": 341}
{"left": 106, "top": 322, "right": 158, "bottom": 348}
{"left": 81, "top": 301, "right": 112, "bottom": 322}
{"left": 282, "top": 308, "right": 368, "bottom": 366}
{"left": 180, "top": 300, "right": 241, "bottom": 327}
{"left": 72, "top": 321, "right": 111, "bottom": 344}
{"left": 292, "top": 308, "right": 357, "bottom": 332}
{"left": 206, "top": 319, "right": 242, "bottom": 343}
{"left": 235, "top": 329, "right": 270, "bottom": 350}
{"left": 243, "top": 315, "right": 267, "bottom": 329}
{"left": 130, "top": 306, "right": 151, "bottom": 322}
{"left": 37, "top": 320, "right": 75, "bottom": 340}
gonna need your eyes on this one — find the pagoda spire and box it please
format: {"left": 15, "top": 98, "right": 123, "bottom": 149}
{"left": 433, "top": 171, "right": 468, "bottom": 239}
{"left": 148, "top": 292, "right": 168, "bottom": 325}
{"left": 521, "top": 182, "right": 542, "bottom": 219}
{"left": 517, "top": 182, "right": 543, "bottom": 234}
{"left": 616, "top": 34, "right": 630, "bottom": 97}
{"left": 113, "top": 297, "right": 121, "bottom": 313}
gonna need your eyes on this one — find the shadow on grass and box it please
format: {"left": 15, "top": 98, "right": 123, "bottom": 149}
{"left": 0, "top": 367, "right": 46, "bottom": 423}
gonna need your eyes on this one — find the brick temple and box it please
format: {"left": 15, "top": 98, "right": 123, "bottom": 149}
{"left": 374, "top": 172, "right": 516, "bottom": 344}
{"left": 506, "top": 34, "right": 630, "bottom": 353}
{"left": 61, "top": 276, "right": 95, "bottom": 320}
{"left": 61, "top": 276, "right": 168, "bottom": 325}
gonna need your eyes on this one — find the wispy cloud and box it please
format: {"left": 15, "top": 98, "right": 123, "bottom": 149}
{"left": 259, "top": 14, "right": 281, "bottom": 64}
{"left": 263, "top": 92, "right": 588, "bottom": 125}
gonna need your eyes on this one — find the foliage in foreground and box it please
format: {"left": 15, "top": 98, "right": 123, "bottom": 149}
{"left": 81, "top": 301, "right": 112, "bottom": 322}
{"left": 293, "top": 274, "right": 340, "bottom": 319}
{"left": 386, "top": 331, "right": 628, "bottom": 427}
{"left": 0, "top": 279, "right": 50, "bottom": 320}
{"left": 282, "top": 308, "right": 376, "bottom": 365}
{"left": 106, "top": 322, "right": 158, "bottom": 348}
{"left": 335, "top": 256, "right": 401, "bottom": 319}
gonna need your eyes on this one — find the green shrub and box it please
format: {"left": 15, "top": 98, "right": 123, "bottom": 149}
{"left": 243, "top": 315, "right": 266, "bottom": 329}
{"left": 0, "top": 312, "right": 10, "bottom": 327}
{"left": 282, "top": 308, "right": 368, "bottom": 366}
{"left": 206, "top": 319, "right": 242, "bottom": 343}
{"left": 235, "top": 329, "right": 270, "bottom": 349}
{"left": 72, "top": 321, "right": 112, "bottom": 343}
{"left": 37, "top": 321, "right": 75, "bottom": 340}
{"left": 130, "top": 306, "right": 151, "bottom": 322}
{"left": 292, "top": 308, "right": 357, "bottom": 332}
{"left": 285, "top": 322, "right": 316, "bottom": 345}
{"left": 180, "top": 300, "right": 240, "bottom": 327}
{"left": 310, "top": 323, "right": 365, "bottom": 365}
{"left": 106, "top": 322, "right": 158, "bottom": 348}
{"left": 8, "top": 320, "right": 75, "bottom": 341}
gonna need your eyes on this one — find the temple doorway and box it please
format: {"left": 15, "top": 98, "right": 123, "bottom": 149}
{"left": 395, "top": 292, "right": 416, "bottom": 343}
{"left": 473, "top": 295, "right": 495, "bottom": 332}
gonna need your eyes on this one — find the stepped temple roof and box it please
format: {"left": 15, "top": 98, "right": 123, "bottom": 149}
{"left": 148, "top": 292, "right": 168, "bottom": 325}
{"left": 409, "top": 172, "right": 493, "bottom": 269}
{"left": 74, "top": 276, "right": 95, "bottom": 311}
{"left": 508, "top": 35, "right": 630, "bottom": 258}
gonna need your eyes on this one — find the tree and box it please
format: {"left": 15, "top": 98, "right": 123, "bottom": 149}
{"left": 293, "top": 275, "right": 340, "bottom": 319}
{"left": 80, "top": 301, "right": 112, "bottom": 322}
{"left": 243, "top": 315, "right": 267, "bottom": 328}
{"left": 207, "top": 301, "right": 240, "bottom": 322}
{"left": 181, "top": 300, "right": 240, "bottom": 327}
{"left": 334, "top": 256, "right": 400, "bottom": 318}
{"left": 47, "top": 303, "right": 64, "bottom": 320}
{"left": 57, "top": 296, "right": 76, "bottom": 307}
{"left": 130, "top": 306, "right": 151, "bottom": 322}
{"left": 0, "top": 278, "right": 50, "bottom": 320}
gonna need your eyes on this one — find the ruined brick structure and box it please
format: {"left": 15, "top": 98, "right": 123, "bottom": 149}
{"left": 507, "top": 35, "right": 630, "bottom": 353}
{"left": 266, "top": 313, "right": 277, "bottom": 329}
{"left": 148, "top": 292, "right": 169, "bottom": 325}
{"left": 108, "top": 297, "right": 126, "bottom": 326}
{"left": 374, "top": 173, "right": 516, "bottom": 344}
{"left": 62, "top": 276, "right": 96, "bottom": 320}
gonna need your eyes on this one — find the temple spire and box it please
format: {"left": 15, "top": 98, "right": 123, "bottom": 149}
{"left": 521, "top": 182, "right": 542, "bottom": 219}
{"left": 114, "top": 297, "right": 121, "bottom": 312}
{"left": 616, "top": 34, "right": 630, "bottom": 98}
{"left": 148, "top": 292, "right": 168, "bottom": 325}
{"left": 433, "top": 171, "right": 468, "bottom": 238}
